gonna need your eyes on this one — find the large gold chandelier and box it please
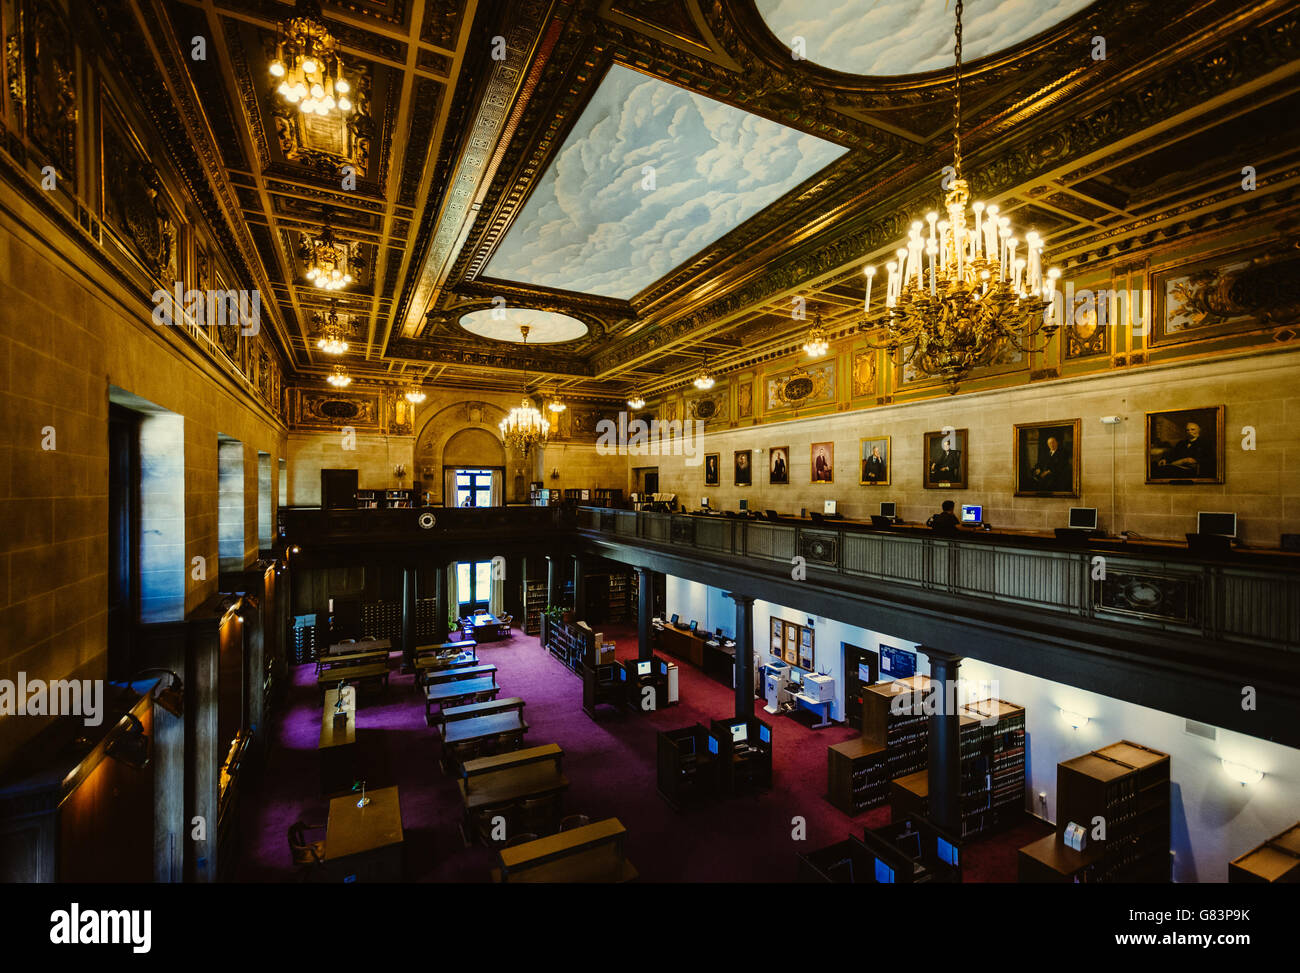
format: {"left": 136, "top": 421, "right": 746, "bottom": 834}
{"left": 862, "top": 0, "right": 1060, "bottom": 395}
{"left": 269, "top": 0, "right": 354, "bottom": 118}
{"left": 314, "top": 300, "right": 348, "bottom": 355}
{"left": 499, "top": 326, "right": 550, "bottom": 456}
{"left": 304, "top": 219, "right": 354, "bottom": 291}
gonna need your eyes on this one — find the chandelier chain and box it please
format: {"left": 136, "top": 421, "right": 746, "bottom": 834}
{"left": 953, "top": 0, "right": 964, "bottom": 180}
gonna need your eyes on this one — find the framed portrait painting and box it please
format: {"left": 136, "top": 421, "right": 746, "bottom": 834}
{"left": 1014, "top": 419, "right": 1080, "bottom": 497}
{"left": 860, "top": 436, "right": 890, "bottom": 486}
{"left": 810, "top": 442, "right": 834, "bottom": 483}
{"left": 734, "top": 449, "right": 752, "bottom": 486}
{"left": 1146, "top": 406, "right": 1224, "bottom": 484}
{"left": 769, "top": 446, "right": 790, "bottom": 485}
{"left": 704, "top": 452, "right": 719, "bottom": 486}
{"left": 924, "top": 428, "right": 967, "bottom": 488}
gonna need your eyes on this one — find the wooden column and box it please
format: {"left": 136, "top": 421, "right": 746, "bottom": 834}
{"left": 572, "top": 554, "right": 587, "bottom": 620}
{"left": 924, "top": 647, "right": 964, "bottom": 835}
{"left": 400, "top": 565, "right": 417, "bottom": 670}
{"left": 546, "top": 555, "right": 559, "bottom": 608}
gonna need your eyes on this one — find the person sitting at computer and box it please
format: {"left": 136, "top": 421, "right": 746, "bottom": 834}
{"left": 927, "top": 500, "right": 960, "bottom": 530}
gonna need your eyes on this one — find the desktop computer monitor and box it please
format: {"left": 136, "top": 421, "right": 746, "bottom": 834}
{"left": 1198, "top": 511, "right": 1237, "bottom": 537}
{"left": 658, "top": 660, "right": 667, "bottom": 675}
{"left": 689, "top": 620, "right": 698, "bottom": 633}
{"left": 739, "top": 499, "right": 748, "bottom": 512}
{"left": 715, "top": 627, "right": 723, "bottom": 636}
{"left": 1069, "top": 507, "right": 1098, "bottom": 530}
{"left": 707, "top": 735, "right": 719, "bottom": 755}
{"left": 936, "top": 836, "right": 960, "bottom": 867}
{"left": 874, "top": 858, "right": 896, "bottom": 884}
{"left": 730, "top": 722, "right": 748, "bottom": 744}
{"left": 960, "top": 504, "right": 982, "bottom": 524}
{"left": 636, "top": 660, "right": 651, "bottom": 677}
{"left": 670, "top": 613, "right": 680, "bottom": 626}
{"left": 758, "top": 724, "right": 771, "bottom": 744}
{"left": 789, "top": 668, "right": 803, "bottom": 686}
{"left": 880, "top": 501, "right": 897, "bottom": 519}
{"left": 701, "top": 497, "right": 709, "bottom": 509}
{"left": 824, "top": 500, "right": 837, "bottom": 515}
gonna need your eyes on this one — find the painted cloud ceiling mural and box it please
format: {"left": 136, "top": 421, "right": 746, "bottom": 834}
{"left": 483, "top": 64, "right": 848, "bottom": 300}
{"left": 754, "top": 0, "right": 1095, "bottom": 76}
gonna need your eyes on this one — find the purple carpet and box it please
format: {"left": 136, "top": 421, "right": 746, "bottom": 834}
{"left": 236, "top": 627, "right": 1050, "bottom": 881}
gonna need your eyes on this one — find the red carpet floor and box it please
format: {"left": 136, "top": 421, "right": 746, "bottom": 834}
{"left": 236, "top": 625, "right": 1050, "bottom": 881}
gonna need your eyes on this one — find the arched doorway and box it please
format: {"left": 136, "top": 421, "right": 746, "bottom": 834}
{"left": 443, "top": 427, "right": 506, "bottom": 507}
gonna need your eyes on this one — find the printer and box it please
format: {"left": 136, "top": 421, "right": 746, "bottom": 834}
{"left": 802, "top": 673, "right": 836, "bottom": 704}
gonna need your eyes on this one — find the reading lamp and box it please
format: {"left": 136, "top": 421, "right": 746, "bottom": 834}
{"left": 129, "top": 668, "right": 186, "bottom": 718}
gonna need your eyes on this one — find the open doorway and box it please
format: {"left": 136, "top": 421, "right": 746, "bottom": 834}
{"left": 449, "top": 467, "right": 501, "bottom": 507}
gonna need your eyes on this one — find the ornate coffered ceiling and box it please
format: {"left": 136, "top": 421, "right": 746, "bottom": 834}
{"left": 89, "top": 0, "right": 1300, "bottom": 402}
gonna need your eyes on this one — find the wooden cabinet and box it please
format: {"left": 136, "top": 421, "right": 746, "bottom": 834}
{"left": 1229, "top": 823, "right": 1300, "bottom": 882}
{"left": 827, "top": 738, "right": 888, "bottom": 815}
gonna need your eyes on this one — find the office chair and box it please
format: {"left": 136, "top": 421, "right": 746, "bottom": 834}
{"left": 764, "top": 510, "right": 780, "bottom": 521}
{"left": 560, "top": 814, "right": 590, "bottom": 832}
{"left": 810, "top": 511, "right": 824, "bottom": 523}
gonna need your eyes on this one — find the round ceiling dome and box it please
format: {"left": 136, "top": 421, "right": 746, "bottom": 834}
{"left": 754, "top": 0, "right": 1094, "bottom": 77}
{"left": 459, "top": 307, "right": 589, "bottom": 343}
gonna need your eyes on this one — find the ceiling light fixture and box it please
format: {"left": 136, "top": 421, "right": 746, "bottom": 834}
{"left": 626, "top": 392, "right": 646, "bottom": 410}
{"left": 861, "top": 0, "right": 1060, "bottom": 395}
{"left": 326, "top": 364, "right": 351, "bottom": 388}
{"left": 269, "top": 0, "right": 353, "bottom": 117}
{"left": 303, "top": 218, "right": 354, "bottom": 291}
{"left": 803, "top": 314, "right": 830, "bottom": 358}
{"left": 314, "top": 299, "right": 349, "bottom": 355}
{"left": 404, "top": 386, "right": 426, "bottom": 404}
{"left": 499, "top": 326, "right": 550, "bottom": 456}
{"left": 548, "top": 392, "right": 567, "bottom": 414}
{"left": 693, "top": 362, "right": 715, "bottom": 390}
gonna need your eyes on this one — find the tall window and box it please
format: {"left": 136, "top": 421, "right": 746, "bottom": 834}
{"left": 108, "top": 405, "right": 141, "bottom": 674}
{"left": 455, "top": 468, "right": 493, "bottom": 508}
{"left": 456, "top": 560, "right": 492, "bottom": 613}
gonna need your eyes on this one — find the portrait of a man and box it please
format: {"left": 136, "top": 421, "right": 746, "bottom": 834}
{"left": 1146, "top": 406, "right": 1223, "bottom": 483}
{"left": 924, "top": 429, "right": 967, "bottom": 488}
{"left": 811, "top": 442, "right": 833, "bottom": 483}
{"left": 734, "top": 449, "right": 752, "bottom": 487}
{"left": 1015, "top": 420, "right": 1080, "bottom": 497}
{"left": 704, "top": 452, "right": 719, "bottom": 486}
{"left": 860, "top": 436, "right": 890, "bottom": 485}
{"left": 769, "top": 446, "right": 789, "bottom": 485}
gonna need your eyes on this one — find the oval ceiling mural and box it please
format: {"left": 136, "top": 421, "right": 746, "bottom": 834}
{"left": 754, "top": 0, "right": 1095, "bottom": 77}
{"left": 459, "top": 307, "right": 590, "bottom": 343}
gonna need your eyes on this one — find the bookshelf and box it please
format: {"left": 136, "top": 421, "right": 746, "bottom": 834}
{"left": 966, "top": 698, "right": 1026, "bottom": 833}
{"left": 385, "top": 489, "right": 413, "bottom": 508}
{"left": 544, "top": 616, "right": 594, "bottom": 673}
{"left": 356, "top": 489, "right": 381, "bottom": 509}
{"left": 1018, "top": 739, "right": 1170, "bottom": 883}
{"left": 827, "top": 738, "right": 888, "bottom": 815}
{"left": 862, "top": 676, "right": 930, "bottom": 782}
{"left": 524, "top": 580, "right": 547, "bottom": 635}
{"left": 888, "top": 714, "right": 989, "bottom": 839}
{"left": 1229, "top": 823, "right": 1300, "bottom": 882}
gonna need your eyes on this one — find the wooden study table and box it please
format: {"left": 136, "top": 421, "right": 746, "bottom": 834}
{"left": 321, "top": 647, "right": 390, "bottom": 668}
{"left": 459, "top": 744, "right": 567, "bottom": 812}
{"left": 442, "top": 710, "right": 528, "bottom": 746}
{"left": 319, "top": 687, "right": 358, "bottom": 793}
{"left": 325, "top": 638, "right": 391, "bottom": 656}
{"left": 414, "top": 639, "right": 476, "bottom": 661}
{"left": 495, "top": 817, "right": 637, "bottom": 883}
{"left": 324, "top": 785, "right": 404, "bottom": 882}
{"left": 464, "top": 613, "right": 508, "bottom": 643}
{"left": 424, "top": 675, "right": 500, "bottom": 724}
{"left": 424, "top": 663, "right": 497, "bottom": 687}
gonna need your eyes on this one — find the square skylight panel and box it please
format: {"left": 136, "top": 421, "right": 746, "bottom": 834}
{"left": 483, "top": 64, "right": 848, "bottom": 299}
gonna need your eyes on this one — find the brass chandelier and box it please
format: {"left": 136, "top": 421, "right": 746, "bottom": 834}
{"left": 803, "top": 314, "right": 829, "bottom": 358}
{"left": 326, "top": 364, "right": 351, "bottom": 387}
{"left": 862, "top": 0, "right": 1060, "bottom": 394}
{"left": 499, "top": 326, "right": 550, "bottom": 456}
{"left": 404, "top": 386, "right": 426, "bottom": 404}
{"left": 314, "top": 300, "right": 348, "bottom": 355}
{"left": 269, "top": 0, "right": 354, "bottom": 117}
{"left": 626, "top": 391, "right": 646, "bottom": 410}
{"left": 304, "top": 219, "right": 354, "bottom": 291}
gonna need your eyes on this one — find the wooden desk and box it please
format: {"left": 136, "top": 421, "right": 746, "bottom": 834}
{"left": 317, "top": 661, "right": 390, "bottom": 694}
{"left": 320, "top": 647, "right": 389, "bottom": 668}
{"left": 319, "top": 703, "right": 356, "bottom": 794}
{"left": 413, "top": 652, "right": 478, "bottom": 692}
{"left": 1017, "top": 833, "right": 1105, "bottom": 882}
{"left": 656, "top": 625, "right": 707, "bottom": 667}
{"left": 323, "top": 685, "right": 357, "bottom": 714}
{"left": 423, "top": 663, "right": 496, "bottom": 686}
{"left": 414, "top": 640, "right": 476, "bottom": 660}
{"left": 442, "top": 710, "right": 528, "bottom": 746}
{"left": 495, "top": 817, "right": 636, "bottom": 883}
{"left": 467, "top": 613, "right": 506, "bottom": 643}
{"left": 424, "top": 676, "right": 500, "bottom": 724}
{"left": 326, "top": 638, "right": 391, "bottom": 656}
{"left": 459, "top": 745, "right": 568, "bottom": 812}
{"left": 324, "top": 785, "right": 404, "bottom": 882}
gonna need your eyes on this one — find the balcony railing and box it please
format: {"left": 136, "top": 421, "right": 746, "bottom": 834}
{"left": 576, "top": 507, "right": 1300, "bottom": 653}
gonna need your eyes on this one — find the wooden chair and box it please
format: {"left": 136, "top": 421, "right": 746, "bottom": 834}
{"left": 560, "top": 814, "right": 590, "bottom": 832}
{"left": 516, "top": 794, "right": 562, "bottom": 837}
{"left": 288, "top": 820, "right": 326, "bottom": 878}
{"left": 484, "top": 731, "right": 523, "bottom": 757}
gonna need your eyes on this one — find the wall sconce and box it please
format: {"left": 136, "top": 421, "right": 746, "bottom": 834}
{"left": 129, "top": 669, "right": 185, "bottom": 718}
{"left": 394, "top": 464, "right": 406, "bottom": 478}
{"left": 1221, "top": 759, "right": 1263, "bottom": 786}
{"left": 1060, "top": 709, "right": 1089, "bottom": 730}
{"left": 550, "top": 467, "right": 560, "bottom": 480}
{"left": 107, "top": 713, "right": 151, "bottom": 770}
